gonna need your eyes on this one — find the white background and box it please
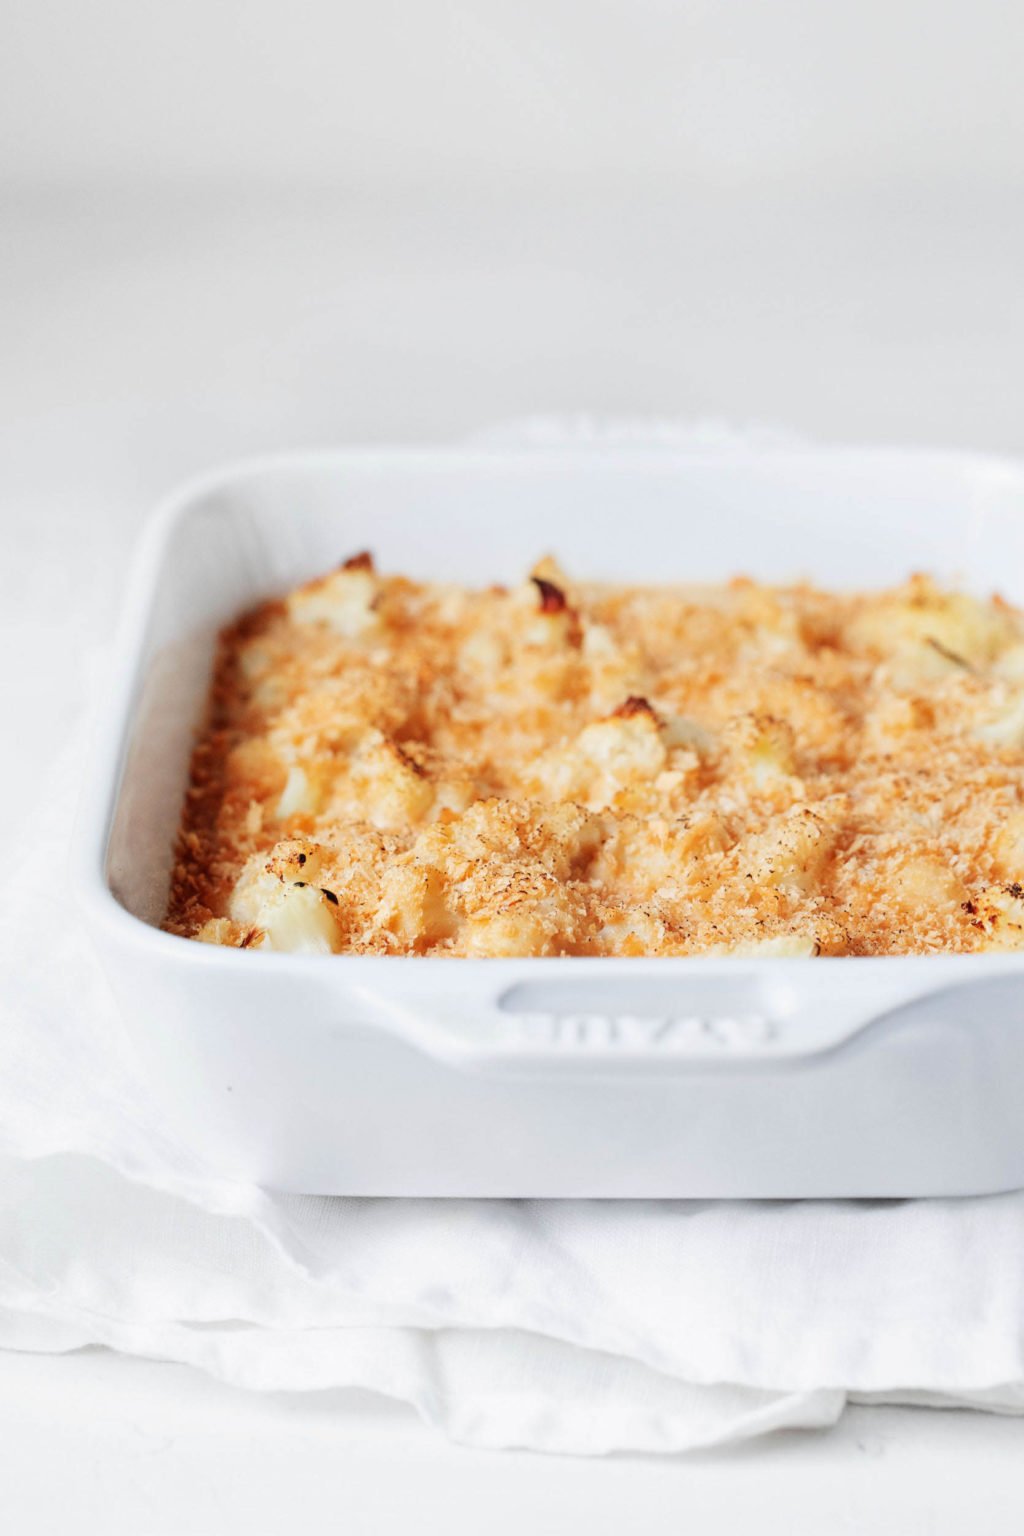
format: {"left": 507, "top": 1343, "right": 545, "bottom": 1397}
{"left": 3, "top": 0, "right": 1024, "bottom": 190}
{"left": 3, "top": 1, "right": 1024, "bottom": 1528}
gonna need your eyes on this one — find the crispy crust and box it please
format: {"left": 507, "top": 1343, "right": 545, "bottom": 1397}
{"left": 165, "top": 562, "right": 1024, "bottom": 957}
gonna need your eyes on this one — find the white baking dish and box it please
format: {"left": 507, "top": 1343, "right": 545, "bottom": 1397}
{"left": 74, "top": 444, "right": 1024, "bottom": 1196}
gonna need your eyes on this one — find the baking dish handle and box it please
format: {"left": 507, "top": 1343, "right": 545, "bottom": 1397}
{"left": 346, "top": 963, "right": 1010, "bottom": 1077}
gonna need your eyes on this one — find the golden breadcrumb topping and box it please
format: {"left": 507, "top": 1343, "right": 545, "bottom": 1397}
{"left": 165, "top": 554, "right": 1024, "bottom": 958}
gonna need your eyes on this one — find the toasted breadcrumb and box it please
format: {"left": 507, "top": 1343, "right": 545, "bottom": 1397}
{"left": 164, "top": 561, "right": 1024, "bottom": 957}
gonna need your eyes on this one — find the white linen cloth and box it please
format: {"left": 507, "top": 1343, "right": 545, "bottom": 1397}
{"left": 5, "top": 431, "right": 1024, "bottom": 1454}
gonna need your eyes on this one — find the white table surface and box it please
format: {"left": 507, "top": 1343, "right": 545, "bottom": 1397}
{"left": 3, "top": 184, "right": 1024, "bottom": 1529}
{"left": 4, "top": 1349, "right": 1024, "bottom": 1536}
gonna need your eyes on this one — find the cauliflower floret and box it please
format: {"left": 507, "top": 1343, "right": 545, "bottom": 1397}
{"left": 286, "top": 555, "right": 381, "bottom": 639}
{"left": 342, "top": 734, "right": 435, "bottom": 830}
{"left": 529, "top": 699, "right": 667, "bottom": 811}
{"left": 473, "top": 566, "right": 582, "bottom": 706}
{"left": 975, "top": 689, "right": 1024, "bottom": 750}
{"left": 594, "top": 906, "right": 673, "bottom": 957}
{"left": 459, "top": 865, "right": 590, "bottom": 958}
{"left": 726, "top": 713, "right": 798, "bottom": 788}
{"left": 845, "top": 576, "right": 1015, "bottom": 670}
{"left": 228, "top": 849, "right": 343, "bottom": 955}
{"left": 741, "top": 807, "right": 837, "bottom": 895}
{"left": 277, "top": 763, "right": 319, "bottom": 818}
{"left": 994, "top": 643, "right": 1024, "bottom": 683}
{"left": 660, "top": 713, "right": 716, "bottom": 757}
{"left": 376, "top": 862, "right": 457, "bottom": 951}
{"left": 893, "top": 854, "right": 967, "bottom": 910}
{"left": 580, "top": 618, "right": 651, "bottom": 713}
{"left": 968, "top": 883, "right": 1024, "bottom": 950}
{"left": 274, "top": 729, "right": 438, "bottom": 832}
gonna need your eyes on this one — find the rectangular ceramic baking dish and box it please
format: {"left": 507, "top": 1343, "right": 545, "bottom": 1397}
{"left": 74, "top": 443, "right": 1024, "bottom": 1197}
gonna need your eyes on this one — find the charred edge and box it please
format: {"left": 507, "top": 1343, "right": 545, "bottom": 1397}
{"left": 239, "top": 927, "right": 264, "bottom": 949}
{"left": 1006, "top": 882, "right": 1024, "bottom": 900}
{"left": 340, "top": 550, "right": 375, "bottom": 572}
{"left": 962, "top": 899, "right": 977, "bottom": 915}
{"left": 320, "top": 888, "right": 340, "bottom": 905}
{"left": 613, "top": 695, "right": 657, "bottom": 721}
{"left": 297, "top": 852, "right": 307, "bottom": 866}
{"left": 531, "top": 576, "right": 567, "bottom": 614}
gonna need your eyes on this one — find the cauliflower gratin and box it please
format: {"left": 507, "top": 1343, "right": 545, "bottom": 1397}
{"left": 165, "top": 554, "right": 1024, "bottom": 958}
